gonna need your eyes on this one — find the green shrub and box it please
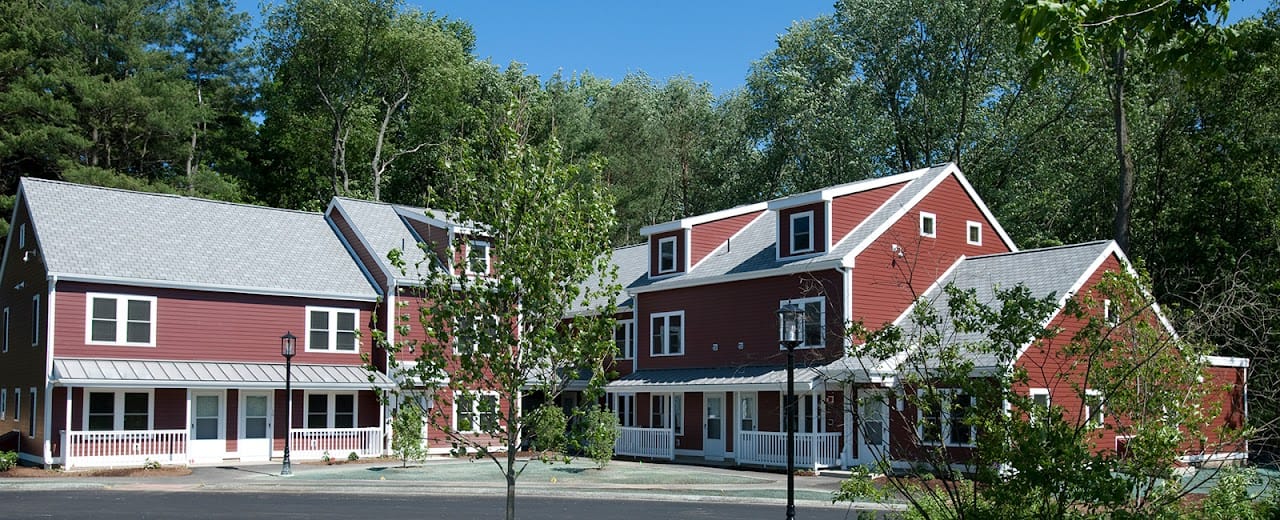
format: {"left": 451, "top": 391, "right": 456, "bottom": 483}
{"left": 142, "top": 458, "right": 161, "bottom": 470}
{"left": 0, "top": 451, "right": 17, "bottom": 471}
{"left": 526, "top": 405, "right": 567, "bottom": 453}
{"left": 391, "top": 404, "right": 426, "bottom": 467}
{"left": 575, "top": 407, "right": 619, "bottom": 468}
{"left": 347, "top": 452, "right": 359, "bottom": 461}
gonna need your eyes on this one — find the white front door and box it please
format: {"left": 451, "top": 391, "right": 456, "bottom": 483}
{"left": 704, "top": 393, "right": 725, "bottom": 461}
{"left": 853, "top": 389, "right": 889, "bottom": 467}
{"left": 238, "top": 392, "right": 272, "bottom": 461}
{"left": 189, "top": 391, "right": 225, "bottom": 463}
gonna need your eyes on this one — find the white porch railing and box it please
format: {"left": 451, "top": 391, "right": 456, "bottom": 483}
{"left": 63, "top": 429, "right": 188, "bottom": 470}
{"left": 736, "top": 431, "right": 842, "bottom": 469}
{"left": 289, "top": 427, "right": 384, "bottom": 459}
{"left": 614, "top": 426, "right": 674, "bottom": 460}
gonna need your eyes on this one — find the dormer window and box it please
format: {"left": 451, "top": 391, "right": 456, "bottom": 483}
{"left": 790, "top": 211, "right": 814, "bottom": 254}
{"left": 467, "top": 240, "right": 491, "bottom": 276}
{"left": 920, "top": 212, "right": 936, "bottom": 238}
{"left": 657, "top": 236, "right": 677, "bottom": 274}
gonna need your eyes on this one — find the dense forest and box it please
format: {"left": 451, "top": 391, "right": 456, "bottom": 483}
{"left": 2, "top": 0, "right": 1278, "bottom": 452}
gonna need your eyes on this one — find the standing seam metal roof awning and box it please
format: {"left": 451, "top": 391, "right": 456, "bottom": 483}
{"left": 604, "top": 366, "right": 826, "bottom": 393}
{"left": 52, "top": 358, "right": 396, "bottom": 390}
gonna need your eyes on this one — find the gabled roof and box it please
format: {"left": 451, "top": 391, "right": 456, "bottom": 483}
{"left": 18, "top": 178, "right": 379, "bottom": 300}
{"left": 626, "top": 163, "right": 1014, "bottom": 293}
{"left": 570, "top": 243, "right": 648, "bottom": 315}
{"left": 329, "top": 197, "right": 446, "bottom": 287}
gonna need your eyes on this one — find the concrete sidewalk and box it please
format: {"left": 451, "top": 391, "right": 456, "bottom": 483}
{"left": 0, "top": 457, "right": 900, "bottom": 511}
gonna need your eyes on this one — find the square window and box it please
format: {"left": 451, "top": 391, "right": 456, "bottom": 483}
{"left": 966, "top": 221, "right": 982, "bottom": 246}
{"left": 650, "top": 312, "right": 684, "bottom": 356}
{"left": 790, "top": 211, "right": 814, "bottom": 254}
{"left": 920, "top": 212, "right": 937, "bottom": 238}
{"left": 657, "top": 237, "right": 678, "bottom": 274}
{"left": 780, "top": 298, "right": 825, "bottom": 349}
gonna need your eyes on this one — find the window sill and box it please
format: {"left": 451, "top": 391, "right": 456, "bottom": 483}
{"left": 649, "top": 352, "right": 685, "bottom": 357}
{"left": 85, "top": 341, "right": 156, "bottom": 348}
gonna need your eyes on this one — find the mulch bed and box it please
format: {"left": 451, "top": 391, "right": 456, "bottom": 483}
{"left": 0, "top": 466, "right": 192, "bottom": 478}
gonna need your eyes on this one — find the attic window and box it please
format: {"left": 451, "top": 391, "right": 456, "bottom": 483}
{"left": 966, "top": 221, "right": 982, "bottom": 246}
{"left": 17, "top": 224, "right": 25, "bottom": 249}
{"left": 657, "top": 237, "right": 677, "bottom": 274}
{"left": 467, "top": 240, "right": 491, "bottom": 276}
{"left": 920, "top": 212, "right": 936, "bottom": 238}
{"left": 790, "top": 211, "right": 814, "bottom": 254}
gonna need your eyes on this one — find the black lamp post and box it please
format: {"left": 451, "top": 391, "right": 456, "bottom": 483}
{"left": 777, "top": 303, "right": 804, "bottom": 520}
{"left": 280, "top": 331, "right": 296, "bottom": 477}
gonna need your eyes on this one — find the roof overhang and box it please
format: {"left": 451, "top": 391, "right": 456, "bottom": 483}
{"left": 605, "top": 366, "right": 826, "bottom": 394}
{"left": 49, "top": 272, "right": 381, "bottom": 302}
{"left": 52, "top": 358, "right": 396, "bottom": 390}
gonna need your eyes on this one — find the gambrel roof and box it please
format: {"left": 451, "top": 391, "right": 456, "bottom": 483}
{"left": 17, "top": 178, "right": 379, "bottom": 300}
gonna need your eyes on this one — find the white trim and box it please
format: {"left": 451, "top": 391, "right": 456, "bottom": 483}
{"left": 779, "top": 297, "right": 826, "bottom": 349}
{"left": 303, "top": 391, "right": 359, "bottom": 429}
{"left": 18, "top": 223, "right": 25, "bottom": 249}
{"left": 26, "top": 387, "right": 36, "bottom": 437}
{"left": 452, "top": 390, "right": 500, "bottom": 433}
{"left": 919, "top": 212, "right": 937, "bottom": 238}
{"left": 50, "top": 272, "right": 380, "bottom": 302}
{"left": 649, "top": 311, "right": 685, "bottom": 357}
{"left": 656, "top": 236, "right": 678, "bottom": 275}
{"left": 304, "top": 306, "right": 360, "bottom": 353}
{"left": 394, "top": 206, "right": 481, "bottom": 236}
{"left": 1205, "top": 355, "right": 1249, "bottom": 368}
{"left": 84, "top": 293, "right": 157, "bottom": 347}
{"left": 82, "top": 388, "right": 155, "bottom": 431}
{"left": 1084, "top": 389, "right": 1104, "bottom": 429}
{"left": 13, "top": 386, "right": 19, "bottom": 421}
{"left": 614, "top": 319, "right": 636, "bottom": 360}
{"left": 766, "top": 168, "right": 927, "bottom": 210}
{"left": 966, "top": 221, "right": 982, "bottom": 246}
{"left": 639, "top": 203, "right": 770, "bottom": 236}
{"left": 789, "top": 211, "right": 816, "bottom": 255}
{"left": 465, "top": 239, "right": 491, "bottom": 277}
{"left": 631, "top": 258, "right": 846, "bottom": 294}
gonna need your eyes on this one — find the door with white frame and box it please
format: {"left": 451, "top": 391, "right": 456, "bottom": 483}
{"left": 238, "top": 391, "right": 272, "bottom": 461}
{"left": 189, "top": 391, "right": 225, "bottom": 463}
{"left": 853, "top": 389, "right": 889, "bottom": 467}
{"left": 704, "top": 393, "right": 725, "bottom": 461}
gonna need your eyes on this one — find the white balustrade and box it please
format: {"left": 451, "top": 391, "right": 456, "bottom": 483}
{"left": 735, "top": 431, "right": 842, "bottom": 469}
{"left": 289, "top": 427, "right": 384, "bottom": 459}
{"left": 614, "top": 426, "right": 675, "bottom": 460}
{"left": 63, "top": 429, "right": 188, "bottom": 470}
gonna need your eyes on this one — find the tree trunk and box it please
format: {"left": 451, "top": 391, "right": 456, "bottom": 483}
{"left": 1110, "top": 46, "right": 1135, "bottom": 254}
{"left": 506, "top": 428, "right": 518, "bottom": 520}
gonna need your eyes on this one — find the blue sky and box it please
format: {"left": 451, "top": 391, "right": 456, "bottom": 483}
{"left": 238, "top": 0, "right": 1274, "bottom": 97}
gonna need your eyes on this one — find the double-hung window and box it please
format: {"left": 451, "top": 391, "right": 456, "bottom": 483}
{"left": 614, "top": 320, "right": 635, "bottom": 360}
{"left": 790, "top": 211, "right": 814, "bottom": 254}
{"left": 31, "top": 295, "right": 39, "bottom": 346}
{"left": 1028, "top": 388, "right": 1051, "bottom": 422}
{"left": 779, "top": 298, "right": 825, "bottom": 348}
{"left": 466, "top": 240, "right": 491, "bottom": 276}
{"left": 608, "top": 393, "right": 635, "bottom": 427}
{"left": 453, "top": 314, "right": 498, "bottom": 355}
{"left": 27, "top": 388, "right": 36, "bottom": 436}
{"left": 86, "top": 390, "right": 151, "bottom": 431}
{"left": 1084, "top": 389, "right": 1105, "bottom": 429}
{"left": 649, "top": 394, "right": 683, "bottom": 434}
{"left": 739, "top": 394, "right": 757, "bottom": 432}
{"left": 657, "top": 237, "right": 677, "bottom": 274}
{"left": 917, "top": 389, "right": 973, "bottom": 446}
{"left": 307, "top": 393, "right": 356, "bottom": 429}
{"left": 306, "top": 307, "right": 358, "bottom": 352}
{"left": 87, "top": 293, "right": 156, "bottom": 346}
{"left": 650, "top": 311, "right": 684, "bottom": 356}
{"left": 454, "top": 392, "right": 498, "bottom": 433}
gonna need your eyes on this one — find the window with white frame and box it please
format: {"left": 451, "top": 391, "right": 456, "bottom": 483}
{"left": 1103, "top": 299, "right": 1119, "bottom": 325}
{"left": 27, "top": 388, "right": 36, "bottom": 436}
{"left": 11, "top": 387, "right": 17, "bottom": 422}
{"left": 306, "top": 307, "right": 358, "bottom": 352}
{"left": 739, "top": 394, "right": 757, "bottom": 432}
{"left": 85, "top": 390, "right": 151, "bottom": 431}
{"left": 17, "top": 223, "right": 25, "bottom": 249}
{"left": 1084, "top": 389, "right": 1105, "bottom": 429}
{"left": 672, "top": 394, "right": 683, "bottom": 435}
{"left": 779, "top": 297, "right": 825, "bottom": 348}
{"left": 781, "top": 393, "right": 826, "bottom": 433}
{"left": 454, "top": 392, "right": 498, "bottom": 433}
{"left": 87, "top": 293, "right": 156, "bottom": 346}
{"left": 609, "top": 393, "right": 635, "bottom": 427}
{"left": 790, "top": 211, "right": 814, "bottom": 254}
{"left": 614, "top": 320, "right": 635, "bottom": 360}
{"left": 649, "top": 394, "right": 683, "bottom": 434}
{"left": 917, "top": 389, "right": 973, "bottom": 446}
{"left": 454, "top": 314, "right": 499, "bottom": 355}
{"left": 919, "top": 212, "right": 937, "bottom": 238}
{"left": 2, "top": 307, "right": 8, "bottom": 353}
{"left": 306, "top": 393, "right": 356, "bottom": 429}
{"left": 1, "top": 388, "right": 6, "bottom": 420}
{"left": 966, "top": 221, "right": 982, "bottom": 246}
{"left": 466, "top": 240, "right": 491, "bottom": 276}
{"left": 1029, "top": 388, "right": 1051, "bottom": 422}
{"left": 31, "top": 295, "right": 39, "bottom": 346}
{"left": 650, "top": 311, "right": 684, "bottom": 356}
{"left": 657, "top": 236, "right": 677, "bottom": 274}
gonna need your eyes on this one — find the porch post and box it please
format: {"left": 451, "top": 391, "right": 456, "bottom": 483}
{"left": 811, "top": 391, "right": 819, "bottom": 471}
{"left": 63, "top": 389, "right": 72, "bottom": 467}
{"left": 842, "top": 385, "right": 854, "bottom": 469}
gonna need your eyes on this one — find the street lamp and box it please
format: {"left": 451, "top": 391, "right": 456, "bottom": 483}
{"left": 777, "top": 303, "right": 804, "bottom": 520}
{"left": 280, "top": 331, "right": 296, "bottom": 477}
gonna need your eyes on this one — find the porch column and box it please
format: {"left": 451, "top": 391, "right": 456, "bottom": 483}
{"left": 842, "top": 385, "right": 854, "bottom": 469}
{"left": 63, "top": 388, "right": 72, "bottom": 467}
{"left": 810, "top": 392, "right": 819, "bottom": 471}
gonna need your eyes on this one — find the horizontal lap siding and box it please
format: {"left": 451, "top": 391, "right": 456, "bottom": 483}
{"left": 830, "top": 183, "right": 907, "bottom": 242}
{"left": 54, "top": 282, "right": 376, "bottom": 365}
{"left": 853, "top": 175, "right": 1013, "bottom": 329}
{"left": 327, "top": 209, "right": 388, "bottom": 289}
{"left": 690, "top": 212, "right": 762, "bottom": 267}
{"left": 638, "top": 271, "right": 846, "bottom": 370}
{"left": 402, "top": 220, "right": 451, "bottom": 272}
{"left": 1, "top": 199, "right": 53, "bottom": 459}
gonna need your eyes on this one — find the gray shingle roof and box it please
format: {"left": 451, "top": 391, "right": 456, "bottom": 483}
{"left": 52, "top": 358, "right": 396, "bottom": 389}
{"left": 331, "top": 197, "right": 440, "bottom": 286}
{"left": 21, "top": 178, "right": 378, "bottom": 300}
{"left": 571, "top": 243, "right": 648, "bottom": 314}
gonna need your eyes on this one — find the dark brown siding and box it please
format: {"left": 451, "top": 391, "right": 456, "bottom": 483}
{"left": 690, "top": 212, "right": 762, "bottom": 267}
{"left": 777, "top": 203, "right": 826, "bottom": 257}
{"left": 648, "top": 230, "right": 685, "bottom": 276}
{"left": 154, "top": 389, "right": 187, "bottom": 429}
{"left": 0, "top": 195, "right": 52, "bottom": 461}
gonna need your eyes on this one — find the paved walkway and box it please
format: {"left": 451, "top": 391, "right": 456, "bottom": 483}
{"left": 0, "top": 457, "right": 900, "bottom": 512}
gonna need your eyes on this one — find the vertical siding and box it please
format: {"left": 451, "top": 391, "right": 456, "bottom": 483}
{"left": 54, "top": 282, "right": 377, "bottom": 365}
{"left": 777, "top": 203, "right": 827, "bottom": 257}
{"left": 852, "top": 175, "right": 1013, "bottom": 329}
{"left": 636, "top": 271, "right": 846, "bottom": 371}
{"left": 830, "top": 183, "right": 907, "bottom": 243}
{"left": 690, "top": 211, "right": 763, "bottom": 267}
{"left": 682, "top": 392, "right": 703, "bottom": 450}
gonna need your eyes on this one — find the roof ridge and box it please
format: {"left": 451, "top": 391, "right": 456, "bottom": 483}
{"left": 965, "top": 240, "right": 1112, "bottom": 261}
{"left": 22, "top": 177, "right": 324, "bottom": 217}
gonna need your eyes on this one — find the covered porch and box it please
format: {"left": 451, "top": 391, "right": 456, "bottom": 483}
{"left": 51, "top": 358, "right": 396, "bottom": 469}
{"left": 605, "top": 365, "right": 845, "bottom": 470}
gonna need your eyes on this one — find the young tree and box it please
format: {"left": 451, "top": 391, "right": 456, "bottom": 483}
{"left": 390, "top": 402, "right": 425, "bottom": 467}
{"left": 386, "top": 116, "right": 619, "bottom": 520}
